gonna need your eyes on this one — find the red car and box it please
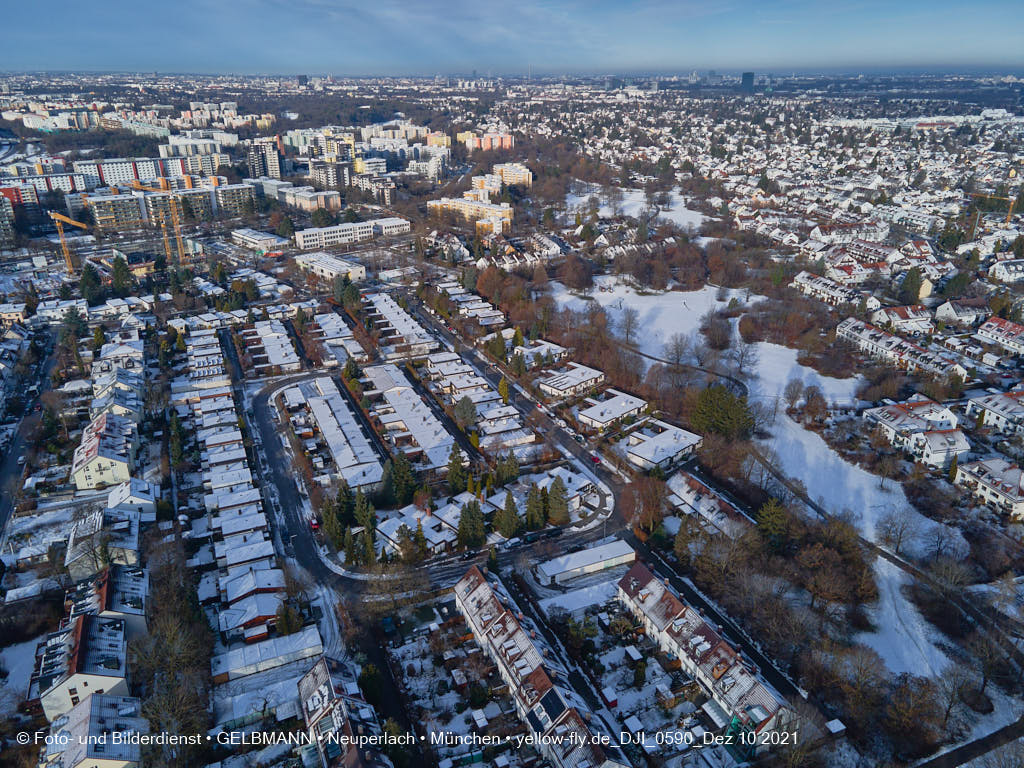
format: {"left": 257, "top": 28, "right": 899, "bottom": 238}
{"left": 590, "top": 454, "right": 602, "bottom": 464}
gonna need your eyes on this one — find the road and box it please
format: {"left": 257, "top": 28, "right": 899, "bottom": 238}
{"left": 0, "top": 335, "right": 58, "bottom": 535}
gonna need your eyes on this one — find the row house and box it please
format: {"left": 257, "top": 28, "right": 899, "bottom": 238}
{"left": 976, "top": 316, "right": 1024, "bottom": 356}
{"left": 790, "top": 271, "right": 880, "bottom": 311}
{"left": 954, "top": 458, "right": 1024, "bottom": 520}
{"left": 454, "top": 567, "right": 629, "bottom": 768}
{"left": 836, "top": 318, "right": 967, "bottom": 378}
{"left": 965, "top": 388, "right": 1024, "bottom": 434}
{"left": 617, "top": 564, "right": 797, "bottom": 748}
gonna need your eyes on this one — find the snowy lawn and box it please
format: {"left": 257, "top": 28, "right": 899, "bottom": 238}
{"left": 550, "top": 277, "right": 732, "bottom": 364}
{"left": 566, "top": 182, "right": 708, "bottom": 231}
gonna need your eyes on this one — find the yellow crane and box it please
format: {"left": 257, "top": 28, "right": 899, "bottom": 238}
{"left": 968, "top": 192, "right": 1017, "bottom": 241}
{"left": 130, "top": 181, "right": 187, "bottom": 265}
{"left": 48, "top": 212, "right": 91, "bottom": 275}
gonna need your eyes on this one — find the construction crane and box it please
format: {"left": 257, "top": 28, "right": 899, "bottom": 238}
{"left": 967, "top": 192, "right": 1017, "bottom": 241}
{"left": 130, "top": 181, "right": 187, "bottom": 265}
{"left": 49, "top": 212, "right": 91, "bottom": 275}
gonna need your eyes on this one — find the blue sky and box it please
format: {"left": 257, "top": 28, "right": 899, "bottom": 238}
{"left": 4, "top": 0, "right": 1023, "bottom": 75}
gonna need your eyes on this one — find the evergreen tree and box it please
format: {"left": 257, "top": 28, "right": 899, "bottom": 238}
{"left": 354, "top": 490, "right": 375, "bottom": 533}
{"left": 756, "top": 498, "right": 788, "bottom": 552}
{"left": 79, "top": 263, "right": 104, "bottom": 305}
{"left": 691, "top": 384, "right": 754, "bottom": 440}
{"left": 91, "top": 326, "right": 105, "bottom": 352}
{"left": 336, "top": 480, "right": 355, "bottom": 525}
{"left": 525, "top": 484, "right": 545, "bottom": 529}
{"left": 343, "top": 527, "right": 357, "bottom": 564}
{"left": 496, "top": 491, "right": 520, "bottom": 538}
{"left": 110, "top": 256, "right": 132, "bottom": 298}
{"left": 512, "top": 327, "right": 525, "bottom": 347}
{"left": 547, "top": 477, "right": 569, "bottom": 525}
{"left": 447, "top": 445, "right": 467, "bottom": 492}
{"left": 392, "top": 452, "right": 416, "bottom": 506}
{"left": 457, "top": 500, "right": 486, "bottom": 548}
{"left": 499, "top": 376, "right": 510, "bottom": 404}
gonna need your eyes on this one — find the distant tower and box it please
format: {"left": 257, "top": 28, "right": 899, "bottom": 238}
{"left": 297, "top": 74, "right": 308, "bottom": 86}
{"left": 741, "top": 72, "right": 755, "bottom": 94}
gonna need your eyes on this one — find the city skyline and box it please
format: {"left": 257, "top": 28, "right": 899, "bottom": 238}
{"left": 4, "top": 0, "right": 1024, "bottom": 75}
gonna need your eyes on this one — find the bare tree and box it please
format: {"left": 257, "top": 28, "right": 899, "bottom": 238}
{"left": 875, "top": 508, "right": 920, "bottom": 555}
{"left": 936, "top": 664, "right": 971, "bottom": 726}
{"left": 619, "top": 306, "right": 641, "bottom": 345}
{"left": 664, "top": 332, "right": 691, "bottom": 368}
{"left": 783, "top": 378, "right": 804, "bottom": 409}
{"left": 732, "top": 339, "right": 760, "bottom": 378}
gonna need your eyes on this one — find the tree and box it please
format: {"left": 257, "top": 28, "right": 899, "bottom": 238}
{"left": 884, "top": 674, "right": 943, "bottom": 759}
{"left": 757, "top": 498, "right": 789, "bottom": 551}
{"left": 276, "top": 602, "right": 303, "bottom": 635}
{"left": 311, "top": 207, "right": 335, "bottom": 228}
{"left": 496, "top": 491, "right": 520, "bottom": 538}
{"left": 454, "top": 395, "right": 477, "bottom": 429}
{"left": 525, "top": 483, "right": 545, "bottom": 529}
{"left": 447, "top": 445, "right": 467, "bottom": 493}
{"left": 622, "top": 476, "right": 666, "bottom": 532}
{"left": 391, "top": 452, "right": 416, "bottom": 506}
{"left": 620, "top": 306, "right": 640, "bottom": 345}
{"left": 91, "top": 326, "right": 106, "bottom": 352}
{"left": 691, "top": 384, "right": 754, "bottom": 440}
{"left": 547, "top": 476, "right": 570, "bottom": 526}
{"left": 498, "top": 376, "right": 509, "bottom": 404}
{"left": 664, "top": 332, "right": 690, "bottom": 368}
{"left": 276, "top": 216, "right": 295, "bottom": 238}
{"left": 875, "top": 508, "right": 920, "bottom": 555}
{"left": 783, "top": 378, "right": 804, "bottom": 409}
{"left": 899, "top": 267, "right": 923, "bottom": 305}
{"left": 110, "top": 255, "right": 132, "bottom": 297}
{"left": 79, "top": 263, "right": 104, "bottom": 305}
{"left": 457, "top": 500, "right": 486, "bottom": 549}
{"left": 673, "top": 522, "right": 692, "bottom": 568}
{"left": 332, "top": 274, "right": 348, "bottom": 303}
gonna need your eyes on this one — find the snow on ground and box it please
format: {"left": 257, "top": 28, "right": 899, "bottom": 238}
{"left": 566, "top": 182, "right": 708, "bottom": 231}
{"left": 550, "top": 277, "right": 731, "bottom": 364}
{"left": 856, "top": 558, "right": 950, "bottom": 677}
{"left": 748, "top": 341, "right": 861, "bottom": 406}
{"left": 551, "top": 275, "right": 965, "bottom": 680}
{"left": 0, "top": 638, "right": 39, "bottom": 716}
{"left": 537, "top": 577, "right": 620, "bottom": 617}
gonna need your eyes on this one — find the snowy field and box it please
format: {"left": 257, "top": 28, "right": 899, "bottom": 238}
{"left": 549, "top": 278, "right": 959, "bottom": 681}
{"left": 549, "top": 277, "right": 730, "bottom": 363}
{"left": 565, "top": 182, "right": 708, "bottom": 231}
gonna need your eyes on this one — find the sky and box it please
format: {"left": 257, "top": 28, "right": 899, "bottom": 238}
{"left": 4, "top": 0, "right": 1023, "bottom": 75}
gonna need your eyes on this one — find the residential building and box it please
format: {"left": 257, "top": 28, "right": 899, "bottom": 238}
{"left": 977, "top": 316, "right": 1024, "bottom": 355}
{"left": 64, "top": 508, "right": 141, "bottom": 581}
{"left": 39, "top": 693, "right": 147, "bottom": 768}
{"left": 966, "top": 388, "right": 1024, "bottom": 434}
{"left": 294, "top": 252, "right": 367, "bottom": 282}
{"left": 454, "top": 567, "right": 629, "bottom": 768}
{"left": 618, "top": 564, "right": 797, "bottom": 746}
{"left": 623, "top": 418, "right": 702, "bottom": 470}
{"left": 36, "top": 615, "right": 130, "bottom": 721}
{"left": 577, "top": 389, "right": 647, "bottom": 431}
{"left": 537, "top": 362, "right": 606, "bottom": 399}
{"left": 71, "top": 413, "right": 137, "bottom": 490}
{"left": 955, "top": 457, "right": 1024, "bottom": 520}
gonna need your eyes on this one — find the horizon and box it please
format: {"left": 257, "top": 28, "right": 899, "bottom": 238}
{"left": 4, "top": 0, "right": 1023, "bottom": 75}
